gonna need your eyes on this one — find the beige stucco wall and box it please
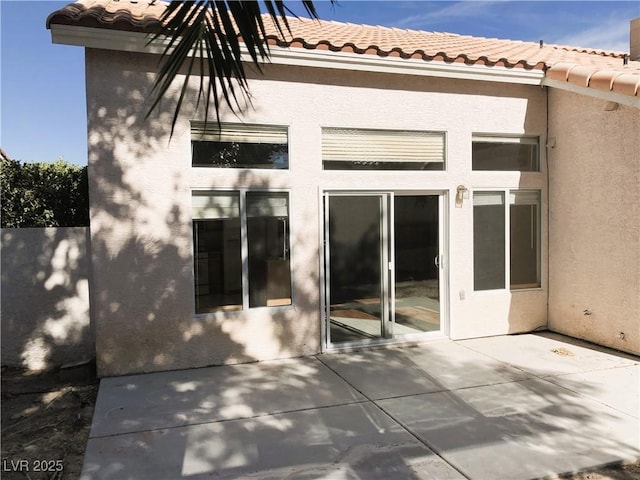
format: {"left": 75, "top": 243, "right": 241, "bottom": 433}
{"left": 548, "top": 89, "right": 640, "bottom": 355}
{"left": 1, "top": 227, "right": 92, "bottom": 370}
{"left": 86, "top": 48, "right": 548, "bottom": 376}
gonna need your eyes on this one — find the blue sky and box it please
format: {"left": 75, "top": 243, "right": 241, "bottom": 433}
{"left": 1, "top": 1, "right": 638, "bottom": 166}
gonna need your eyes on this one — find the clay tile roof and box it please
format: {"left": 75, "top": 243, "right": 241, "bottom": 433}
{"left": 46, "top": 0, "right": 166, "bottom": 33}
{"left": 47, "top": 0, "right": 640, "bottom": 98}
{"left": 546, "top": 62, "right": 640, "bottom": 97}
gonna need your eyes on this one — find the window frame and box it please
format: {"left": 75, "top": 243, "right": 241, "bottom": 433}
{"left": 321, "top": 127, "right": 447, "bottom": 171}
{"left": 472, "top": 190, "right": 506, "bottom": 291}
{"left": 191, "top": 188, "right": 294, "bottom": 315}
{"left": 191, "top": 122, "right": 290, "bottom": 170}
{"left": 472, "top": 188, "right": 542, "bottom": 292}
{"left": 471, "top": 134, "right": 540, "bottom": 172}
{"left": 509, "top": 191, "right": 542, "bottom": 290}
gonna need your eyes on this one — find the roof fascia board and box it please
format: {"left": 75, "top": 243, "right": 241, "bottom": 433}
{"left": 267, "top": 47, "right": 543, "bottom": 85}
{"left": 50, "top": 24, "right": 544, "bottom": 85}
{"left": 542, "top": 77, "right": 640, "bottom": 108}
{"left": 51, "top": 24, "right": 169, "bottom": 54}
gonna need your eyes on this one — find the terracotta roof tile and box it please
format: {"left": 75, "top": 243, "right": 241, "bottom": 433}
{"left": 47, "top": 0, "right": 640, "bottom": 98}
{"left": 46, "top": 0, "right": 165, "bottom": 33}
{"left": 611, "top": 72, "right": 640, "bottom": 96}
{"left": 546, "top": 63, "right": 639, "bottom": 97}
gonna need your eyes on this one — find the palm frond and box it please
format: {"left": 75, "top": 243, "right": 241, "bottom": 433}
{"left": 146, "top": 0, "right": 331, "bottom": 138}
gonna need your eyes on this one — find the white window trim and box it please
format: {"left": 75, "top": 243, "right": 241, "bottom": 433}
{"left": 191, "top": 188, "right": 294, "bottom": 315}
{"left": 191, "top": 122, "right": 290, "bottom": 170}
{"left": 471, "top": 134, "right": 541, "bottom": 172}
{"left": 472, "top": 134, "right": 539, "bottom": 145}
{"left": 472, "top": 188, "right": 542, "bottom": 293}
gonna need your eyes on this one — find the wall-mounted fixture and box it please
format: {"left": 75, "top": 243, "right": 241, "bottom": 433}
{"left": 604, "top": 101, "right": 619, "bottom": 112}
{"left": 455, "top": 185, "right": 469, "bottom": 208}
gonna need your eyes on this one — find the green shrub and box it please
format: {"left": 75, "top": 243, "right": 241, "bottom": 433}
{"left": 0, "top": 158, "right": 89, "bottom": 228}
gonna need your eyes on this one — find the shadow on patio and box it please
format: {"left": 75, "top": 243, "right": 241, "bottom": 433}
{"left": 80, "top": 333, "right": 639, "bottom": 479}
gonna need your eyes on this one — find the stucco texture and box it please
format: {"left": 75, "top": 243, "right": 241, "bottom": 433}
{"left": 86, "top": 48, "right": 548, "bottom": 376}
{"left": 1, "top": 227, "right": 92, "bottom": 370}
{"left": 548, "top": 89, "right": 640, "bottom": 355}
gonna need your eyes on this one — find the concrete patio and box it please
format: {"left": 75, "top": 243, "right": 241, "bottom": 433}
{"left": 81, "top": 332, "right": 639, "bottom": 479}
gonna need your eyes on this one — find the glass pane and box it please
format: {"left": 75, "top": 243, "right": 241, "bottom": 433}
{"left": 394, "top": 196, "right": 440, "bottom": 334}
{"left": 510, "top": 191, "right": 541, "bottom": 289}
{"left": 328, "top": 196, "right": 383, "bottom": 342}
{"left": 474, "top": 192, "right": 506, "bottom": 290}
{"left": 247, "top": 192, "right": 292, "bottom": 308}
{"left": 192, "top": 142, "right": 288, "bottom": 169}
{"left": 193, "top": 217, "right": 242, "bottom": 312}
{"left": 472, "top": 140, "right": 538, "bottom": 171}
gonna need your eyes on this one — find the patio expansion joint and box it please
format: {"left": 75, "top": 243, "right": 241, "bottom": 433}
{"left": 454, "top": 337, "right": 640, "bottom": 380}
{"left": 536, "top": 362, "right": 640, "bottom": 379}
{"left": 481, "top": 357, "right": 640, "bottom": 410}
{"left": 533, "top": 375, "right": 640, "bottom": 421}
{"left": 451, "top": 343, "right": 640, "bottom": 420}
{"left": 88, "top": 398, "right": 372, "bottom": 441}
{"left": 315, "top": 355, "right": 473, "bottom": 480}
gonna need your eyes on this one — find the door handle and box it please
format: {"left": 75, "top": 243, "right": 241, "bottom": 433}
{"left": 434, "top": 255, "right": 440, "bottom": 268}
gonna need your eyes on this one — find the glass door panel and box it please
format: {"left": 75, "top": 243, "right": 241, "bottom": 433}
{"left": 393, "top": 195, "right": 440, "bottom": 334}
{"left": 327, "top": 195, "right": 386, "bottom": 343}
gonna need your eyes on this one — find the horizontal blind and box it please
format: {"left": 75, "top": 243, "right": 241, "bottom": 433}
{"left": 473, "top": 192, "right": 505, "bottom": 206}
{"left": 247, "top": 193, "right": 289, "bottom": 217}
{"left": 322, "top": 128, "right": 444, "bottom": 163}
{"left": 192, "top": 192, "right": 239, "bottom": 219}
{"left": 509, "top": 191, "right": 540, "bottom": 206}
{"left": 472, "top": 135, "right": 538, "bottom": 145}
{"left": 191, "top": 122, "right": 288, "bottom": 144}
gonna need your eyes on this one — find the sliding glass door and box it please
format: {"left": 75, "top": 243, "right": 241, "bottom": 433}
{"left": 393, "top": 195, "right": 441, "bottom": 335}
{"left": 326, "top": 194, "right": 389, "bottom": 342}
{"left": 325, "top": 192, "right": 443, "bottom": 346}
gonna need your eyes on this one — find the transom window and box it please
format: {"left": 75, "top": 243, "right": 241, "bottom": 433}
{"left": 192, "top": 191, "right": 292, "bottom": 313}
{"left": 322, "top": 128, "right": 445, "bottom": 170}
{"left": 472, "top": 135, "right": 539, "bottom": 171}
{"left": 191, "top": 122, "right": 288, "bottom": 169}
{"left": 473, "top": 190, "right": 541, "bottom": 291}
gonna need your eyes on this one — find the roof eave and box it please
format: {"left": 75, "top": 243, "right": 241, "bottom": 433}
{"left": 267, "top": 44, "right": 544, "bottom": 85}
{"left": 50, "top": 24, "right": 545, "bottom": 86}
{"left": 542, "top": 77, "right": 640, "bottom": 108}
{"left": 50, "top": 24, "right": 164, "bottom": 53}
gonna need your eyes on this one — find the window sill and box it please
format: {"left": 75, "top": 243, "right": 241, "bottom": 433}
{"left": 193, "top": 303, "right": 295, "bottom": 318}
{"left": 473, "top": 286, "right": 544, "bottom": 294}
{"left": 511, "top": 286, "right": 543, "bottom": 292}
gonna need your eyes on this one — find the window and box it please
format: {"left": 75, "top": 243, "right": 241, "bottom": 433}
{"left": 473, "top": 190, "right": 541, "bottom": 291}
{"left": 472, "top": 135, "right": 539, "bottom": 171}
{"left": 473, "top": 192, "right": 506, "bottom": 290}
{"left": 192, "top": 192, "right": 242, "bottom": 311}
{"left": 191, "top": 123, "right": 288, "bottom": 169}
{"left": 509, "top": 191, "right": 541, "bottom": 289}
{"left": 192, "top": 191, "right": 292, "bottom": 313}
{"left": 322, "top": 128, "right": 445, "bottom": 170}
{"left": 246, "top": 192, "right": 292, "bottom": 308}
